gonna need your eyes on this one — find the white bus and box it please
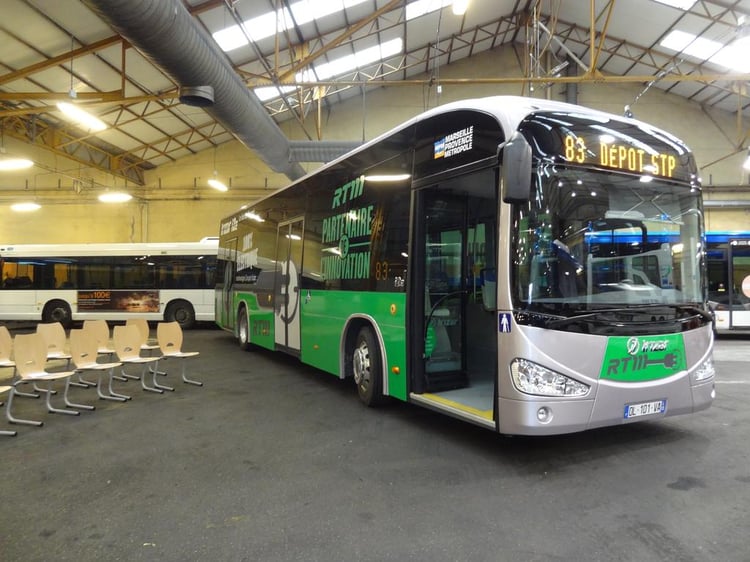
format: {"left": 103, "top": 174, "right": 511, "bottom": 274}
{"left": 0, "top": 239, "right": 217, "bottom": 329}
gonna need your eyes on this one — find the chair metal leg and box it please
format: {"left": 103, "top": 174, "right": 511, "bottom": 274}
{"left": 69, "top": 379, "right": 91, "bottom": 388}
{"left": 13, "top": 384, "right": 40, "bottom": 398}
{"left": 46, "top": 381, "right": 80, "bottom": 416}
{"left": 8, "top": 371, "right": 40, "bottom": 398}
{"left": 62, "top": 380, "right": 95, "bottom": 411}
{"left": 140, "top": 363, "right": 164, "bottom": 393}
{"left": 97, "top": 370, "right": 130, "bottom": 402}
{"left": 119, "top": 367, "right": 140, "bottom": 381}
{"left": 181, "top": 362, "right": 203, "bottom": 386}
{"left": 70, "top": 372, "right": 97, "bottom": 388}
{"left": 0, "top": 400, "right": 18, "bottom": 434}
{"left": 34, "top": 383, "right": 56, "bottom": 395}
{"left": 152, "top": 364, "right": 174, "bottom": 392}
{"left": 6, "top": 388, "right": 43, "bottom": 426}
{"left": 151, "top": 361, "right": 174, "bottom": 392}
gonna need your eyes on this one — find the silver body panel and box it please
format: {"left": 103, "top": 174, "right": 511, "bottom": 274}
{"left": 496, "top": 323, "right": 714, "bottom": 435}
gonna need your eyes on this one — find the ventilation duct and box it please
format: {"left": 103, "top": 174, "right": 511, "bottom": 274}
{"left": 83, "top": 0, "right": 359, "bottom": 180}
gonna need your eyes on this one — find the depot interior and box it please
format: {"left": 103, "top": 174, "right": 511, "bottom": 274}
{"left": 0, "top": 0, "right": 748, "bottom": 245}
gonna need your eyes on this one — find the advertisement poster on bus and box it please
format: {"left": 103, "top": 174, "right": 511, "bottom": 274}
{"left": 77, "top": 290, "right": 160, "bottom": 312}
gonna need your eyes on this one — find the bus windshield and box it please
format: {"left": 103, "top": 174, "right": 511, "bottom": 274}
{"left": 511, "top": 165, "right": 705, "bottom": 315}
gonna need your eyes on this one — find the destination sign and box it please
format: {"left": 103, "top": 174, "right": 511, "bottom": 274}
{"left": 563, "top": 134, "right": 676, "bottom": 178}
{"left": 518, "top": 112, "right": 697, "bottom": 183}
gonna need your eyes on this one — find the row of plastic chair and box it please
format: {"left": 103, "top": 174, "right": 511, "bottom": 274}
{"left": 0, "top": 319, "right": 201, "bottom": 434}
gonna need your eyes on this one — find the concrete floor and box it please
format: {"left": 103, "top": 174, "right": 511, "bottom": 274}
{"left": 1, "top": 325, "right": 748, "bottom": 562}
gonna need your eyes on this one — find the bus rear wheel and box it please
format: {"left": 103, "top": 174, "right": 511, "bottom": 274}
{"left": 237, "top": 307, "right": 254, "bottom": 351}
{"left": 165, "top": 300, "right": 195, "bottom": 330}
{"left": 353, "top": 326, "right": 385, "bottom": 407}
{"left": 42, "top": 299, "right": 72, "bottom": 328}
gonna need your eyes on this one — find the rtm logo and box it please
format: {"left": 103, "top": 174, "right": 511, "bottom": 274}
{"left": 627, "top": 337, "right": 669, "bottom": 355}
{"left": 606, "top": 352, "right": 678, "bottom": 376}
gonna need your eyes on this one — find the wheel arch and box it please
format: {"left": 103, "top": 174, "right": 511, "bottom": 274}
{"left": 164, "top": 298, "right": 196, "bottom": 329}
{"left": 42, "top": 298, "right": 73, "bottom": 328}
{"left": 235, "top": 300, "right": 249, "bottom": 339}
{"left": 339, "top": 314, "right": 389, "bottom": 396}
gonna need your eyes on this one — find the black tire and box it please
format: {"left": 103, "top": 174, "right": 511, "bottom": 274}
{"left": 353, "top": 326, "right": 386, "bottom": 407}
{"left": 42, "top": 299, "right": 72, "bottom": 328}
{"left": 237, "top": 307, "right": 254, "bottom": 351}
{"left": 165, "top": 300, "right": 195, "bottom": 330}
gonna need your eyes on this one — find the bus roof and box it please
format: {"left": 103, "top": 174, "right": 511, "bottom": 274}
{"left": 0, "top": 239, "right": 218, "bottom": 257}
{"left": 227, "top": 95, "right": 690, "bottom": 216}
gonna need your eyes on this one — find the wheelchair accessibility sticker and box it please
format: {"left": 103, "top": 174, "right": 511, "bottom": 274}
{"left": 498, "top": 312, "right": 512, "bottom": 333}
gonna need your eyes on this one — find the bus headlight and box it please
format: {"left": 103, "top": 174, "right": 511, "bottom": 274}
{"left": 510, "top": 358, "right": 590, "bottom": 397}
{"left": 692, "top": 356, "right": 715, "bottom": 383}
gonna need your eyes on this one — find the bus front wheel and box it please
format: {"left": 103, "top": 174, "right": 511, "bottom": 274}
{"left": 42, "top": 300, "right": 72, "bottom": 328}
{"left": 237, "top": 307, "right": 253, "bottom": 351}
{"left": 165, "top": 300, "right": 195, "bottom": 330}
{"left": 353, "top": 326, "right": 385, "bottom": 407}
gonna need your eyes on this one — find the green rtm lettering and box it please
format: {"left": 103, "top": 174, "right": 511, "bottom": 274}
{"left": 321, "top": 205, "right": 374, "bottom": 244}
{"left": 332, "top": 175, "right": 365, "bottom": 209}
{"left": 321, "top": 252, "right": 371, "bottom": 280}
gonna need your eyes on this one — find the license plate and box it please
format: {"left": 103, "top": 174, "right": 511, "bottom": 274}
{"left": 624, "top": 399, "right": 666, "bottom": 419}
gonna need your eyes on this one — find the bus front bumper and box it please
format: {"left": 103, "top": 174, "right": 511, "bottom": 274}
{"left": 497, "top": 377, "right": 715, "bottom": 436}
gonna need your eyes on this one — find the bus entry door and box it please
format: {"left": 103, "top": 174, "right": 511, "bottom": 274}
{"left": 274, "top": 218, "right": 304, "bottom": 352}
{"left": 728, "top": 239, "right": 750, "bottom": 330}
{"left": 420, "top": 193, "right": 468, "bottom": 392}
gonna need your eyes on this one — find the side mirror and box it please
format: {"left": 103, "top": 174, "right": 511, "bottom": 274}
{"left": 501, "top": 132, "right": 532, "bottom": 203}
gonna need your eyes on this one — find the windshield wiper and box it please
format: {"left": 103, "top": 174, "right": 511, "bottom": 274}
{"left": 657, "top": 304, "right": 714, "bottom": 323}
{"left": 544, "top": 303, "right": 713, "bottom": 329}
{"left": 544, "top": 307, "right": 634, "bottom": 329}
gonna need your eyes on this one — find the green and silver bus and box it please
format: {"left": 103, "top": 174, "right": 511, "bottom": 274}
{"left": 216, "top": 95, "right": 715, "bottom": 435}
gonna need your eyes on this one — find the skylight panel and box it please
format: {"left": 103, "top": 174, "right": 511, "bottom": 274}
{"left": 254, "top": 85, "right": 298, "bottom": 102}
{"left": 651, "top": 0, "right": 696, "bottom": 9}
{"left": 292, "top": 0, "right": 366, "bottom": 25}
{"left": 256, "top": 37, "right": 404, "bottom": 102}
{"left": 213, "top": 26, "right": 250, "bottom": 52}
{"left": 660, "top": 29, "right": 750, "bottom": 73}
{"left": 406, "top": 0, "right": 453, "bottom": 20}
{"left": 307, "top": 38, "right": 404, "bottom": 81}
{"left": 710, "top": 43, "right": 750, "bottom": 73}
{"left": 213, "top": 0, "right": 367, "bottom": 52}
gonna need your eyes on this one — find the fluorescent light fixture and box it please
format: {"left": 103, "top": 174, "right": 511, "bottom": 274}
{"left": 208, "top": 178, "right": 228, "bottom": 192}
{"left": 743, "top": 150, "right": 750, "bottom": 171}
{"left": 10, "top": 201, "right": 41, "bottom": 212}
{"left": 661, "top": 29, "right": 750, "bottom": 72}
{"left": 652, "top": 0, "right": 696, "bottom": 9}
{"left": 0, "top": 158, "right": 34, "bottom": 171}
{"left": 98, "top": 191, "right": 132, "bottom": 203}
{"left": 364, "top": 173, "right": 411, "bottom": 182}
{"left": 213, "top": 0, "right": 368, "bottom": 51}
{"left": 56, "top": 102, "right": 107, "bottom": 132}
{"left": 452, "top": 0, "right": 469, "bottom": 15}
